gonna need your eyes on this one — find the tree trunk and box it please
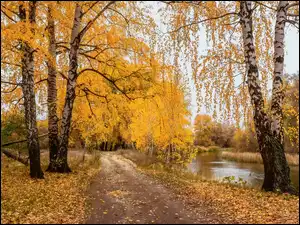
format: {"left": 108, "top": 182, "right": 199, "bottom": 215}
{"left": 166, "top": 144, "right": 170, "bottom": 164}
{"left": 240, "top": 1, "right": 296, "bottom": 194}
{"left": 51, "top": 4, "right": 82, "bottom": 173}
{"left": 46, "top": 5, "right": 59, "bottom": 172}
{"left": 100, "top": 142, "right": 104, "bottom": 151}
{"left": 19, "top": 2, "right": 44, "bottom": 179}
{"left": 271, "top": 1, "right": 288, "bottom": 146}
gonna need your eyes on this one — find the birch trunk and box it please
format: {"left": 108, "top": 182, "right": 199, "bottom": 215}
{"left": 19, "top": 2, "right": 44, "bottom": 178}
{"left": 46, "top": 5, "right": 59, "bottom": 172}
{"left": 52, "top": 4, "right": 82, "bottom": 172}
{"left": 240, "top": 1, "right": 296, "bottom": 194}
{"left": 271, "top": 1, "right": 288, "bottom": 146}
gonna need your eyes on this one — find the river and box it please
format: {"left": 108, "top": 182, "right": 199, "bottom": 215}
{"left": 187, "top": 151, "right": 299, "bottom": 191}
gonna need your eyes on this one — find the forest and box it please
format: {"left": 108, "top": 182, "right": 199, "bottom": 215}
{"left": 1, "top": 1, "right": 299, "bottom": 224}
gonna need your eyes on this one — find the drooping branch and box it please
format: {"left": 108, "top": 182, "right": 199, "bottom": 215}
{"left": 285, "top": 19, "right": 299, "bottom": 29}
{"left": 107, "top": 7, "right": 130, "bottom": 25}
{"left": 81, "top": 1, "right": 100, "bottom": 16}
{"left": 77, "top": 68, "right": 132, "bottom": 100}
{"left": 169, "top": 12, "right": 238, "bottom": 33}
{"left": 35, "top": 78, "right": 48, "bottom": 85}
{"left": 77, "top": 1, "right": 116, "bottom": 41}
{"left": 1, "top": 4, "right": 20, "bottom": 18}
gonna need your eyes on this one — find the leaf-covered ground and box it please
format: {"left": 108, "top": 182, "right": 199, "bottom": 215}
{"left": 140, "top": 166, "right": 299, "bottom": 224}
{"left": 2, "top": 149, "right": 299, "bottom": 224}
{"left": 1, "top": 151, "right": 101, "bottom": 224}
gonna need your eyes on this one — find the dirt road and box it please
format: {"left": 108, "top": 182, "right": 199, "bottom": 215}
{"left": 85, "top": 152, "right": 223, "bottom": 224}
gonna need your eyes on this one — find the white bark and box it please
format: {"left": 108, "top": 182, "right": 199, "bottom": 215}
{"left": 271, "top": 1, "right": 289, "bottom": 145}
{"left": 239, "top": 1, "right": 296, "bottom": 194}
{"left": 55, "top": 4, "right": 83, "bottom": 171}
{"left": 46, "top": 5, "right": 59, "bottom": 171}
{"left": 19, "top": 2, "right": 44, "bottom": 178}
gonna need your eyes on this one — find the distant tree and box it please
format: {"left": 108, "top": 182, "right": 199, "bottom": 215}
{"left": 283, "top": 73, "right": 299, "bottom": 153}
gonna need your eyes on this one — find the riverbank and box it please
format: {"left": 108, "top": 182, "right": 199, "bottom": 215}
{"left": 221, "top": 151, "right": 299, "bottom": 166}
{"left": 1, "top": 150, "right": 101, "bottom": 224}
{"left": 118, "top": 149, "right": 299, "bottom": 224}
{"left": 140, "top": 165, "right": 299, "bottom": 224}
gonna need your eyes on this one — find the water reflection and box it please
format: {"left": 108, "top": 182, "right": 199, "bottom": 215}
{"left": 187, "top": 151, "right": 299, "bottom": 190}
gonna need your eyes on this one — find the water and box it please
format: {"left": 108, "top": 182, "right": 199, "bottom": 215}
{"left": 187, "top": 151, "right": 299, "bottom": 191}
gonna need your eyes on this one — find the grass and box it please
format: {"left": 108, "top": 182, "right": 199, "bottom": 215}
{"left": 221, "top": 151, "right": 299, "bottom": 166}
{"left": 194, "top": 145, "right": 233, "bottom": 153}
{"left": 1, "top": 149, "right": 101, "bottom": 224}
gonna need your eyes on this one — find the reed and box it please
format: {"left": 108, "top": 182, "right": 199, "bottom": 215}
{"left": 221, "top": 151, "right": 299, "bottom": 166}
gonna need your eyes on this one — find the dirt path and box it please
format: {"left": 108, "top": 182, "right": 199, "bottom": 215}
{"left": 85, "top": 152, "right": 223, "bottom": 224}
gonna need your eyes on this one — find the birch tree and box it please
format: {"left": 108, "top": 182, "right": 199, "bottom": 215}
{"left": 162, "top": 1, "right": 299, "bottom": 194}
{"left": 19, "top": 1, "right": 44, "bottom": 178}
{"left": 46, "top": 4, "right": 59, "bottom": 172}
{"left": 240, "top": 1, "right": 296, "bottom": 194}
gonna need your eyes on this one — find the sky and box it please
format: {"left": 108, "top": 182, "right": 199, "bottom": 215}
{"left": 145, "top": 2, "right": 299, "bottom": 126}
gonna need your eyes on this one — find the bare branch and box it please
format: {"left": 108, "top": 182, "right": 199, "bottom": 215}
{"left": 82, "top": 1, "right": 100, "bottom": 16}
{"left": 13, "top": 96, "right": 24, "bottom": 107}
{"left": 286, "top": 2, "right": 299, "bottom": 10}
{"left": 285, "top": 19, "right": 299, "bottom": 29}
{"left": 1, "top": 8, "right": 17, "bottom": 23}
{"left": 1, "top": 4, "right": 20, "bottom": 17}
{"left": 255, "top": 2, "right": 276, "bottom": 11}
{"left": 1, "top": 133, "right": 49, "bottom": 147}
{"left": 35, "top": 78, "right": 48, "bottom": 85}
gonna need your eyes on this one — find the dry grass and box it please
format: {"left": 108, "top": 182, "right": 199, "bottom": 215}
{"left": 193, "top": 146, "right": 233, "bottom": 153}
{"left": 221, "top": 151, "right": 299, "bottom": 166}
{"left": 1, "top": 150, "right": 101, "bottom": 224}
